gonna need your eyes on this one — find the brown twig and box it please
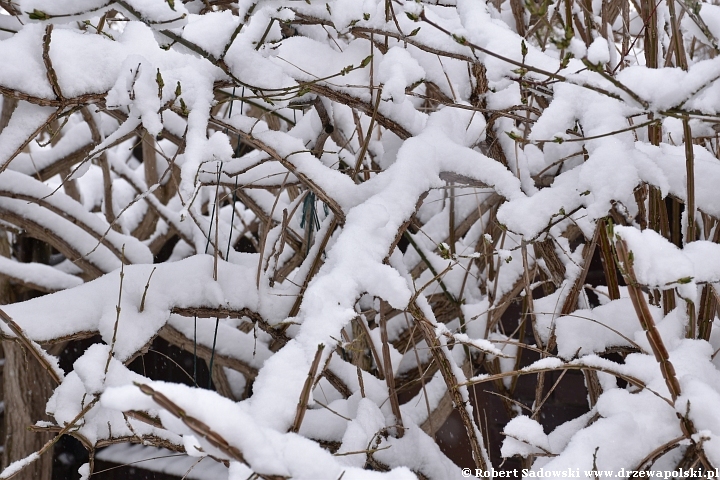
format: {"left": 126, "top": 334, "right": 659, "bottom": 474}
{"left": 290, "top": 344, "right": 325, "bottom": 433}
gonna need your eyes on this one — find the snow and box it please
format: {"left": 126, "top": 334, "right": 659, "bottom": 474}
{"left": 501, "top": 416, "right": 551, "bottom": 457}
{"left": 378, "top": 47, "right": 425, "bottom": 105}
{"left": 19, "top": 0, "right": 113, "bottom": 18}
{"left": 555, "top": 298, "right": 653, "bottom": 360}
{"left": 8, "top": 121, "right": 93, "bottom": 177}
{"left": 614, "top": 226, "right": 696, "bottom": 298}
{"left": 0, "top": 170, "right": 151, "bottom": 265}
{"left": 684, "top": 241, "right": 720, "bottom": 283}
{"left": 95, "top": 444, "right": 227, "bottom": 480}
{"left": 50, "top": 28, "right": 127, "bottom": 97}
{"left": 4, "top": 0, "right": 720, "bottom": 478}
{"left": 0, "top": 453, "right": 40, "bottom": 479}
{"left": 0, "top": 102, "right": 56, "bottom": 168}
{"left": 0, "top": 255, "right": 82, "bottom": 292}
{"left": 586, "top": 38, "right": 610, "bottom": 65}
{"left": 181, "top": 12, "right": 240, "bottom": 59}
{"left": 101, "top": 381, "right": 418, "bottom": 480}
{"left": 3, "top": 255, "right": 260, "bottom": 360}
{"left": 0, "top": 25, "right": 55, "bottom": 98}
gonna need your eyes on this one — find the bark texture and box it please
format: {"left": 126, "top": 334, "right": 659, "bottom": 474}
{"left": 0, "top": 233, "right": 54, "bottom": 480}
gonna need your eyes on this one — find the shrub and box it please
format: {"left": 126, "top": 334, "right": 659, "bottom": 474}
{"left": 1, "top": 0, "right": 720, "bottom": 478}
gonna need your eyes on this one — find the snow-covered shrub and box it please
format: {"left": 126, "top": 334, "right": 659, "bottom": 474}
{"left": 1, "top": 0, "right": 720, "bottom": 478}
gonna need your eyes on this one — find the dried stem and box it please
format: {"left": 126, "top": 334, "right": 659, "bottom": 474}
{"left": 290, "top": 344, "right": 325, "bottom": 433}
